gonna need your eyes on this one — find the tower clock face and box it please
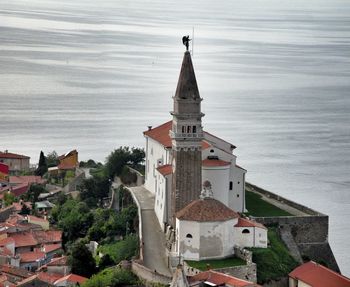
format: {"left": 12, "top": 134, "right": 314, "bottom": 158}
{"left": 172, "top": 157, "right": 176, "bottom": 173}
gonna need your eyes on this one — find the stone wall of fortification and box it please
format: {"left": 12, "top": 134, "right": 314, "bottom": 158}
{"left": 247, "top": 183, "right": 340, "bottom": 273}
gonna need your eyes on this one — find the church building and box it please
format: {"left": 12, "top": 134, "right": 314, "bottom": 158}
{"left": 143, "top": 49, "right": 267, "bottom": 262}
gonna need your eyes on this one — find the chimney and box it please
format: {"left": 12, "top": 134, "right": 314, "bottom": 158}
{"left": 147, "top": 126, "right": 152, "bottom": 131}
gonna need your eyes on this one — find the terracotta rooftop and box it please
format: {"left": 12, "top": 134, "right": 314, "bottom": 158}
{"left": 0, "top": 152, "right": 29, "bottom": 160}
{"left": 54, "top": 273, "right": 88, "bottom": 285}
{"left": 58, "top": 149, "right": 77, "bottom": 160}
{"left": 202, "top": 159, "right": 231, "bottom": 167}
{"left": 189, "top": 270, "right": 261, "bottom": 287}
{"left": 0, "top": 264, "right": 34, "bottom": 279}
{"left": 7, "top": 232, "right": 38, "bottom": 247}
{"left": 157, "top": 164, "right": 172, "bottom": 176}
{"left": 46, "top": 255, "right": 68, "bottom": 266}
{"left": 35, "top": 243, "right": 61, "bottom": 254}
{"left": 9, "top": 176, "right": 45, "bottom": 185}
{"left": 144, "top": 121, "right": 211, "bottom": 149}
{"left": 37, "top": 271, "right": 63, "bottom": 285}
{"left": 11, "top": 183, "right": 29, "bottom": 197}
{"left": 57, "top": 162, "right": 77, "bottom": 170}
{"left": 176, "top": 198, "right": 239, "bottom": 222}
{"left": 33, "top": 230, "right": 62, "bottom": 244}
{"left": 289, "top": 261, "right": 350, "bottom": 287}
{"left": 234, "top": 218, "right": 267, "bottom": 230}
{"left": 20, "top": 251, "right": 45, "bottom": 263}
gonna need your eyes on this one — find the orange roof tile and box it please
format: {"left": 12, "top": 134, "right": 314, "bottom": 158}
{"left": 37, "top": 272, "right": 63, "bottom": 284}
{"left": 0, "top": 264, "right": 34, "bottom": 278}
{"left": 176, "top": 198, "right": 239, "bottom": 222}
{"left": 33, "top": 230, "right": 62, "bottom": 244}
{"left": 35, "top": 243, "right": 61, "bottom": 254}
{"left": 46, "top": 255, "right": 67, "bottom": 266}
{"left": 57, "top": 163, "right": 77, "bottom": 170}
{"left": 189, "top": 270, "right": 260, "bottom": 287}
{"left": 20, "top": 251, "right": 45, "bottom": 263}
{"left": 202, "top": 159, "right": 231, "bottom": 167}
{"left": 0, "top": 152, "right": 29, "bottom": 159}
{"left": 144, "top": 121, "right": 212, "bottom": 150}
{"left": 0, "top": 237, "right": 15, "bottom": 247}
{"left": 54, "top": 273, "right": 88, "bottom": 285}
{"left": 9, "top": 176, "right": 45, "bottom": 185}
{"left": 8, "top": 232, "right": 38, "bottom": 247}
{"left": 156, "top": 164, "right": 172, "bottom": 176}
{"left": 234, "top": 218, "right": 267, "bottom": 230}
{"left": 289, "top": 261, "right": 350, "bottom": 287}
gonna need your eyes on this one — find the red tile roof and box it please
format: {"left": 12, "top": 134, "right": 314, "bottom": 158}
{"left": 33, "top": 230, "right": 62, "bottom": 244}
{"left": 37, "top": 272, "right": 63, "bottom": 284}
{"left": 0, "top": 264, "right": 34, "bottom": 279}
{"left": 189, "top": 270, "right": 260, "bottom": 287}
{"left": 35, "top": 243, "right": 61, "bottom": 254}
{"left": 0, "top": 237, "right": 15, "bottom": 247}
{"left": 20, "top": 251, "right": 45, "bottom": 263}
{"left": 46, "top": 255, "right": 68, "bottom": 266}
{"left": 289, "top": 261, "right": 350, "bottom": 287}
{"left": 156, "top": 164, "right": 172, "bottom": 176}
{"left": 234, "top": 218, "right": 267, "bottom": 230}
{"left": 176, "top": 198, "right": 239, "bottom": 222}
{"left": 54, "top": 273, "right": 88, "bottom": 285}
{"left": 11, "top": 183, "right": 29, "bottom": 197}
{"left": 57, "top": 163, "right": 77, "bottom": 170}
{"left": 144, "top": 121, "right": 211, "bottom": 150}
{"left": 8, "top": 232, "right": 38, "bottom": 247}
{"left": 9, "top": 176, "right": 45, "bottom": 185}
{"left": 202, "top": 159, "right": 231, "bottom": 167}
{"left": 0, "top": 152, "right": 29, "bottom": 159}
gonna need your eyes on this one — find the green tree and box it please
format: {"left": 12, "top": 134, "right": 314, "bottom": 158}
{"left": 4, "top": 192, "right": 15, "bottom": 206}
{"left": 23, "top": 184, "right": 46, "bottom": 203}
{"left": 82, "top": 267, "right": 138, "bottom": 287}
{"left": 105, "top": 147, "right": 145, "bottom": 179}
{"left": 57, "top": 199, "right": 94, "bottom": 243}
{"left": 78, "top": 177, "right": 111, "bottom": 208}
{"left": 98, "top": 254, "right": 115, "bottom": 270}
{"left": 69, "top": 241, "right": 96, "bottom": 278}
{"left": 35, "top": 151, "right": 48, "bottom": 176}
{"left": 46, "top": 150, "right": 59, "bottom": 167}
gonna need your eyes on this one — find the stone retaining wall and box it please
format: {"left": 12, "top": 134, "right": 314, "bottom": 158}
{"left": 131, "top": 260, "right": 171, "bottom": 285}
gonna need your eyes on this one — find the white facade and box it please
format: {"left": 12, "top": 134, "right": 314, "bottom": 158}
{"left": 233, "top": 226, "right": 268, "bottom": 248}
{"left": 154, "top": 169, "right": 171, "bottom": 226}
{"left": 144, "top": 136, "right": 170, "bottom": 195}
{"left": 144, "top": 122, "right": 247, "bottom": 229}
{"left": 289, "top": 278, "right": 311, "bottom": 287}
{"left": 176, "top": 218, "right": 238, "bottom": 261}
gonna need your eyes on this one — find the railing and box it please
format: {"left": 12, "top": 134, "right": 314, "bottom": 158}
{"left": 169, "top": 130, "right": 204, "bottom": 138}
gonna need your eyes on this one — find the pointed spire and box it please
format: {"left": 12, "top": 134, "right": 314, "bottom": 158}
{"left": 174, "top": 51, "right": 200, "bottom": 100}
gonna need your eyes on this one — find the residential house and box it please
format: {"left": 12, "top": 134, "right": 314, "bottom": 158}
{"left": 0, "top": 152, "right": 30, "bottom": 175}
{"left": 289, "top": 261, "right": 350, "bottom": 287}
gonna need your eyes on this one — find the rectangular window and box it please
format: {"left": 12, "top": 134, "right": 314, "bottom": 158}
{"left": 229, "top": 181, "right": 233, "bottom": 190}
{"left": 187, "top": 126, "right": 191, "bottom": 133}
{"left": 182, "top": 126, "right": 185, "bottom": 133}
{"left": 193, "top": 126, "right": 196, "bottom": 133}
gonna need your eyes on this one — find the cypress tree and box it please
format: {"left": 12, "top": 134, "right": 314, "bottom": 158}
{"left": 35, "top": 150, "right": 48, "bottom": 176}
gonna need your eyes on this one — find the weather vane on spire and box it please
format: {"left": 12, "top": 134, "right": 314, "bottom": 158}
{"left": 182, "top": 35, "right": 191, "bottom": 51}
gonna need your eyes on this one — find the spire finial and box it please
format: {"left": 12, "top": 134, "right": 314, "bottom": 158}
{"left": 182, "top": 35, "right": 191, "bottom": 51}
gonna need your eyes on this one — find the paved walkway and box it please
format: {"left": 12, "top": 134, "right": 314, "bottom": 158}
{"left": 129, "top": 186, "right": 172, "bottom": 277}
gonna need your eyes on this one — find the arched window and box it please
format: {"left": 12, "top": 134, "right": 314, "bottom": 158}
{"left": 186, "top": 233, "right": 193, "bottom": 238}
{"left": 210, "top": 149, "right": 215, "bottom": 153}
{"left": 242, "top": 229, "right": 250, "bottom": 234}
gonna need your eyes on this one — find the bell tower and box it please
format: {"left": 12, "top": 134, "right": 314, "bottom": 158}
{"left": 170, "top": 50, "right": 204, "bottom": 225}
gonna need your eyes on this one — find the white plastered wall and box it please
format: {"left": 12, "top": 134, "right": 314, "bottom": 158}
{"left": 144, "top": 137, "right": 170, "bottom": 194}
